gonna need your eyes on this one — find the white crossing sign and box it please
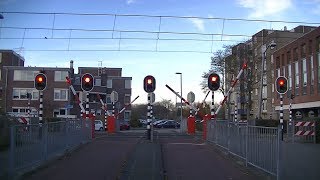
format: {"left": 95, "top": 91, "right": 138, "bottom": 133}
{"left": 110, "top": 91, "right": 118, "bottom": 103}
{"left": 187, "top": 91, "right": 195, "bottom": 103}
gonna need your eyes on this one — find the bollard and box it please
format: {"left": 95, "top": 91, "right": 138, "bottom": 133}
{"left": 187, "top": 116, "right": 196, "bottom": 134}
{"left": 203, "top": 114, "right": 211, "bottom": 140}
{"left": 107, "top": 116, "right": 116, "bottom": 133}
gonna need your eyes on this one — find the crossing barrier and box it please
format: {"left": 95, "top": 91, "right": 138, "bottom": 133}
{"left": 292, "top": 120, "right": 316, "bottom": 143}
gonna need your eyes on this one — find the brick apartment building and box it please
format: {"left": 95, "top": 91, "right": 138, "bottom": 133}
{"left": 0, "top": 50, "right": 132, "bottom": 121}
{"left": 274, "top": 26, "right": 320, "bottom": 120}
{"left": 225, "top": 25, "right": 317, "bottom": 120}
{"left": 0, "top": 50, "right": 25, "bottom": 114}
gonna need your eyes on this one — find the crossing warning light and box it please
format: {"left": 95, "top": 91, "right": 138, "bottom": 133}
{"left": 81, "top": 73, "right": 94, "bottom": 92}
{"left": 275, "top": 76, "right": 288, "bottom": 94}
{"left": 34, "top": 73, "right": 47, "bottom": 91}
{"left": 208, "top": 73, "right": 220, "bottom": 91}
{"left": 143, "top": 75, "right": 156, "bottom": 93}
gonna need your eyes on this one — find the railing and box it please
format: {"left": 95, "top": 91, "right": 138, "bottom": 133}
{"left": 6, "top": 119, "right": 92, "bottom": 178}
{"left": 207, "top": 120, "right": 280, "bottom": 178}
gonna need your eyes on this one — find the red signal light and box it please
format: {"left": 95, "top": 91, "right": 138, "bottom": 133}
{"left": 279, "top": 80, "right": 284, "bottom": 86}
{"left": 211, "top": 76, "right": 218, "bottom": 82}
{"left": 37, "top": 77, "right": 43, "bottom": 82}
{"left": 84, "top": 77, "right": 91, "bottom": 83}
{"left": 147, "top": 79, "right": 152, "bottom": 84}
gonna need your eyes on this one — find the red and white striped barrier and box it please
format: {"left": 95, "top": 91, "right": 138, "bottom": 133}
{"left": 295, "top": 130, "right": 315, "bottom": 136}
{"left": 294, "top": 121, "right": 316, "bottom": 136}
{"left": 295, "top": 121, "right": 315, "bottom": 127}
{"left": 18, "top": 117, "right": 29, "bottom": 124}
{"left": 215, "top": 62, "right": 247, "bottom": 116}
{"left": 66, "top": 77, "right": 85, "bottom": 114}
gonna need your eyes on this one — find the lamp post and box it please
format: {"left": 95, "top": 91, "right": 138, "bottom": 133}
{"left": 258, "top": 41, "right": 277, "bottom": 119}
{"left": 176, "top": 72, "right": 182, "bottom": 123}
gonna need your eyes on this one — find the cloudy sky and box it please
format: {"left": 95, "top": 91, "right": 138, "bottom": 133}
{"left": 0, "top": 0, "right": 319, "bottom": 104}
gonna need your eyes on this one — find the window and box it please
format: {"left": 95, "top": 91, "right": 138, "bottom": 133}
{"left": 302, "top": 58, "right": 307, "bottom": 86}
{"left": 54, "top": 89, "right": 68, "bottom": 101}
{"left": 14, "top": 70, "right": 39, "bottom": 81}
{"left": 107, "top": 79, "right": 112, "bottom": 88}
{"left": 106, "top": 94, "right": 111, "bottom": 104}
{"left": 124, "top": 111, "right": 131, "bottom": 120}
{"left": 263, "top": 75, "right": 267, "bottom": 85}
{"left": 125, "top": 80, "right": 131, "bottom": 89}
{"left": 95, "top": 78, "right": 101, "bottom": 86}
{"left": 53, "top": 108, "right": 67, "bottom": 117}
{"left": 288, "top": 64, "right": 293, "bottom": 97}
{"left": 262, "top": 100, "right": 267, "bottom": 111}
{"left": 295, "top": 61, "right": 300, "bottom": 96}
{"left": 124, "top": 95, "right": 130, "bottom": 104}
{"left": 54, "top": 71, "right": 68, "bottom": 81}
{"left": 12, "top": 88, "right": 39, "bottom": 100}
{"left": 262, "top": 86, "right": 267, "bottom": 99}
{"left": 302, "top": 58, "right": 307, "bottom": 95}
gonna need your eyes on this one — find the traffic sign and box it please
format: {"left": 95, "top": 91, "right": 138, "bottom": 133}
{"left": 187, "top": 91, "right": 195, "bottom": 103}
{"left": 110, "top": 91, "right": 118, "bottom": 103}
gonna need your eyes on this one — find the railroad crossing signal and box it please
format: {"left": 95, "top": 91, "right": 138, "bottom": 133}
{"left": 81, "top": 73, "right": 94, "bottom": 92}
{"left": 275, "top": 76, "right": 288, "bottom": 94}
{"left": 208, "top": 73, "right": 220, "bottom": 91}
{"left": 143, "top": 75, "right": 156, "bottom": 93}
{"left": 34, "top": 73, "right": 47, "bottom": 91}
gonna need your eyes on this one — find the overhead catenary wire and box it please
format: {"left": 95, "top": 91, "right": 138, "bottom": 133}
{"left": 2, "top": 11, "right": 320, "bottom": 25}
{"left": 1, "top": 11, "right": 319, "bottom": 53}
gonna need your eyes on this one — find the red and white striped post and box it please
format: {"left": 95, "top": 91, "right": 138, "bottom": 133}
{"left": 215, "top": 62, "right": 247, "bottom": 117}
{"left": 97, "top": 94, "right": 111, "bottom": 131}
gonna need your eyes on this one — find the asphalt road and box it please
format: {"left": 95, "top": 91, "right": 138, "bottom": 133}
{"left": 23, "top": 129, "right": 269, "bottom": 180}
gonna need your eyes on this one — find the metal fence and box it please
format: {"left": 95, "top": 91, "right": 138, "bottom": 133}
{"left": 207, "top": 120, "right": 280, "bottom": 178}
{"left": 6, "top": 119, "right": 92, "bottom": 178}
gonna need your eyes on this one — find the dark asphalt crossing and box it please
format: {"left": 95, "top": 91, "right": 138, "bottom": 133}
{"left": 24, "top": 129, "right": 268, "bottom": 180}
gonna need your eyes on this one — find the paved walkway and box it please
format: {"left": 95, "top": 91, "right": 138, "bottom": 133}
{"left": 23, "top": 130, "right": 268, "bottom": 180}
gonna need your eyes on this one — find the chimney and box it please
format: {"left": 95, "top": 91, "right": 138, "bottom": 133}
{"left": 284, "top": 26, "right": 287, "bottom": 31}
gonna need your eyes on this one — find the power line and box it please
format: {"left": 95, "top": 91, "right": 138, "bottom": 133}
{"left": 2, "top": 11, "right": 320, "bottom": 25}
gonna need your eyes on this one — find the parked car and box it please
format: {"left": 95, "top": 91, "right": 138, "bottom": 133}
{"left": 155, "top": 120, "right": 180, "bottom": 128}
{"left": 120, "top": 121, "right": 130, "bottom": 130}
{"left": 95, "top": 120, "right": 104, "bottom": 131}
{"left": 152, "top": 120, "right": 167, "bottom": 126}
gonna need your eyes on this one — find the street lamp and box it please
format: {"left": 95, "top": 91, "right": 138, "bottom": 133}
{"left": 258, "top": 41, "right": 277, "bottom": 119}
{"left": 176, "top": 72, "right": 182, "bottom": 123}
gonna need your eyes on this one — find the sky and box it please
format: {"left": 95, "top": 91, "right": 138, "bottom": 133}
{"left": 0, "top": 0, "right": 319, "bottom": 105}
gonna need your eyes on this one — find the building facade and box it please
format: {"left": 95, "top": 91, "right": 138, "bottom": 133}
{"left": 0, "top": 50, "right": 25, "bottom": 114}
{"left": 273, "top": 26, "right": 320, "bottom": 120}
{"left": 225, "top": 26, "right": 317, "bottom": 120}
{"left": 1, "top": 55, "right": 132, "bottom": 121}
